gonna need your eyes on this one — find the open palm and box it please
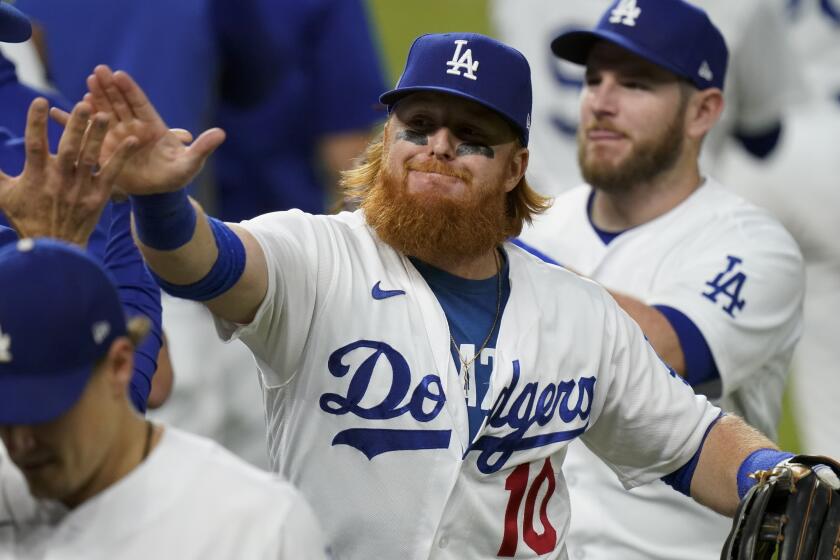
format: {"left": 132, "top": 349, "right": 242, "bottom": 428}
{"left": 77, "top": 65, "right": 225, "bottom": 195}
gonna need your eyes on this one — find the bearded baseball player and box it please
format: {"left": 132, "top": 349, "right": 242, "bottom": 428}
{"left": 67, "top": 30, "right": 840, "bottom": 559}
{"left": 515, "top": 1, "right": 812, "bottom": 559}
{"left": 491, "top": 0, "right": 803, "bottom": 197}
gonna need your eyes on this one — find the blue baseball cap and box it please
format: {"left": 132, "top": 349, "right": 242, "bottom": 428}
{"left": 551, "top": 0, "right": 728, "bottom": 91}
{"left": 0, "top": 2, "right": 32, "bottom": 43}
{"left": 0, "top": 239, "right": 127, "bottom": 425}
{"left": 380, "top": 32, "right": 532, "bottom": 145}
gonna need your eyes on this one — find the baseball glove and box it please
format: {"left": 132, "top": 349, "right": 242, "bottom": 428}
{"left": 721, "top": 455, "right": 840, "bottom": 559}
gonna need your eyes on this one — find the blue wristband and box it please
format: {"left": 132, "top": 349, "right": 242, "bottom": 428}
{"left": 737, "top": 448, "right": 795, "bottom": 498}
{"left": 150, "top": 217, "right": 247, "bottom": 301}
{"left": 130, "top": 191, "right": 197, "bottom": 251}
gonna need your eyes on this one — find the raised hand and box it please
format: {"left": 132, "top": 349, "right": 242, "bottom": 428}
{"left": 0, "top": 98, "right": 138, "bottom": 247}
{"left": 55, "top": 65, "right": 225, "bottom": 195}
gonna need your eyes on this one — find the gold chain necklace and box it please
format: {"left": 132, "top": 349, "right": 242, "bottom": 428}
{"left": 450, "top": 249, "right": 502, "bottom": 396}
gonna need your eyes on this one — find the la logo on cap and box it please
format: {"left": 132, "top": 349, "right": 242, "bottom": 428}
{"left": 446, "top": 40, "right": 479, "bottom": 81}
{"left": 610, "top": 0, "right": 642, "bottom": 27}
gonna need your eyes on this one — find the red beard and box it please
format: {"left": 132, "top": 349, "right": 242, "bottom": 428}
{"left": 361, "top": 154, "right": 510, "bottom": 264}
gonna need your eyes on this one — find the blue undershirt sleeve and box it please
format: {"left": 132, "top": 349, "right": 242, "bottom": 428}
{"left": 654, "top": 305, "right": 719, "bottom": 388}
{"left": 104, "top": 200, "right": 162, "bottom": 413}
{"left": 661, "top": 412, "right": 725, "bottom": 495}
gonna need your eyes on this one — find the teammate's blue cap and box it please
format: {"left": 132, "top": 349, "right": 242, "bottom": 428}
{"left": 380, "top": 32, "right": 532, "bottom": 145}
{"left": 0, "top": 2, "right": 32, "bottom": 43}
{"left": 0, "top": 239, "right": 127, "bottom": 425}
{"left": 551, "top": 0, "right": 728, "bottom": 91}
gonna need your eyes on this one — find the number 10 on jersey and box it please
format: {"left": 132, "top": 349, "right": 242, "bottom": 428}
{"left": 498, "top": 458, "right": 558, "bottom": 556}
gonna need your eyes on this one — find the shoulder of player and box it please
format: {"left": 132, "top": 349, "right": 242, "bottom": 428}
{"left": 507, "top": 241, "right": 611, "bottom": 305}
{"left": 694, "top": 181, "right": 801, "bottom": 254}
{"left": 520, "top": 184, "right": 589, "bottom": 240}
{"left": 161, "top": 428, "right": 299, "bottom": 500}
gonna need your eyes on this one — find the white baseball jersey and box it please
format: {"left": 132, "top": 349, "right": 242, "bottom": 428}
{"left": 0, "top": 427, "right": 327, "bottom": 560}
{"left": 717, "top": 0, "right": 840, "bottom": 458}
{"left": 519, "top": 179, "right": 804, "bottom": 559}
{"left": 490, "top": 0, "right": 805, "bottom": 196}
{"left": 214, "top": 209, "right": 722, "bottom": 560}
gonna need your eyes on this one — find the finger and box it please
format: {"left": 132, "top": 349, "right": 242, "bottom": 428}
{"left": 22, "top": 98, "right": 51, "bottom": 177}
{"left": 87, "top": 70, "right": 114, "bottom": 115}
{"left": 112, "top": 70, "right": 162, "bottom": 122}
{"left": 49, "top": 107, "right": 71, "bottom": 128}
{"left": 94, "top": 65, "right": 133, "bottom": 122}
{"left": 77, "top": 112, "right": 110, "bottom": 173}
{"left": 171, "top": 128, "right": 194, "bottom": 144}
{"left": 185, "top": 127, "right": 226, "bottom": 170}
{"left": 97, "top": 135, "right": 139, "bottom": 187}
{"left": 56, "top": 101, "right": 93, "bottom": 175}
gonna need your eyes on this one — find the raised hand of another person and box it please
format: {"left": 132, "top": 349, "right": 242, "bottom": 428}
{"left": 54, "top": 65, "right": 226, "bottom": 195}
{"left": 0, "top": 98, "right": 137, "bottom": 247}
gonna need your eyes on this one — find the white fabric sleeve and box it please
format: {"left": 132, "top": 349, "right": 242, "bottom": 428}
{"left": 213, "top": 210, "right": 327, "bottom": 387}
{"left": 647, "top": 215, "right": 804, "bottom": 395}
{"left": 727, "top": 2, "right": 807, "bottom": 132}
{"left": 581, "top": 287, "right": 721, "bottom": 489}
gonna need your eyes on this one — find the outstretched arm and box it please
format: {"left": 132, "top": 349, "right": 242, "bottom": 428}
{"left": 71, "top": 66, "right": 268, "bottom": 324}
{"left": 690, "top": 414, "right": 777, "bottom": 516}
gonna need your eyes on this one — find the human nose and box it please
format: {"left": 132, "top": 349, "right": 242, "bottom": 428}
{"left": 0, "top": 425, "right": 36, "bottom": 457}
{"left": 426, "top": 127, "right": 457, "bottom": 160}
{"left": 583, "top": 75, "right": 619, "bottom": 119}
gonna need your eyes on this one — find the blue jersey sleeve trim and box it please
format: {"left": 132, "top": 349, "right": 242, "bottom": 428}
{"left": 654, "top": 305, "right": 719, "bottom": 387}
{"left": 510, "top": 238, "right": 561, "bottom": 266}
{"left": 661, "top": 412, "right": 724, "bottom": 496}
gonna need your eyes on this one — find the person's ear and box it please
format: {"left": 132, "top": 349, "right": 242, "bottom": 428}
{"left": 102, "top": 337, "right": 134, "bottom": 399}
{"left": 504, "top": 146, "right": 529, "bottom": 193}
{"left": 685, "top": 88, "right": 724, "bottom": 140}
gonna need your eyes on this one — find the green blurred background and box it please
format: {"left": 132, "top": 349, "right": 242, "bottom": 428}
{"left": 365, "top": 0, "right": 801, "bottom": 452}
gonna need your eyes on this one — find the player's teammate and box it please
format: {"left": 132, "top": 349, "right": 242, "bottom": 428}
{"left": 491, "top": 0, "right": 803, "bottom": 197}
{"left": 69, "top": 33, "right": 822, "bottom": 559}
{"left": 517, "top": 1, "right": 805, "bottom": 559}
{"left": 0, "top": 240, "right": 327, "bottom": 560}
{"left": 0, "top": 2, "right": 164, "bottom": 413}
{"left": 717, "top": 0, "right": 840, "bottom": 459}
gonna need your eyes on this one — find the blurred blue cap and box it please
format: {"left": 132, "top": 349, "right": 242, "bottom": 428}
{"left": 551, "top": 0, "right": 728, "bottom": 91}
{"left": 380, "top": 32, "right": 532, "bottom": 145}
{"left": 0, "top": 239, "right": 126, "bottom": 425}
{"left": 0, "top": 3, "right": 32, "bottom": 43}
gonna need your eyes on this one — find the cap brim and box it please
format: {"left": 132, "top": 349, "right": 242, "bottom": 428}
{"left": 0, "top": 363, "right": 93, "bottom": 424}
{"left": 551, "top": 29, "right": 687, "bottom": 83}
{"left": 379, "top": 86, "right": 525, "bottom": 142}
{"left": 0, "top": 3, "right": 32, "bottom": 43}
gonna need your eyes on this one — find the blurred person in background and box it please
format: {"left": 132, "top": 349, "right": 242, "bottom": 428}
{"left": 0, "top": 1, "right": 162, "bottom": 415}
{"left": 717, "top": 0, "right": 840, "bottom": 458}
{"left": 16, "top": 0, "right": 385, "bottom": 467}
{"left": 491, "top": 0, "right": 804, "bottom": 197}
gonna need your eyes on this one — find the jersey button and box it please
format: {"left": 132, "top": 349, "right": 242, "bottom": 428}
{"left": 438, "top": 535, "right": 449, "bottom": 548}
